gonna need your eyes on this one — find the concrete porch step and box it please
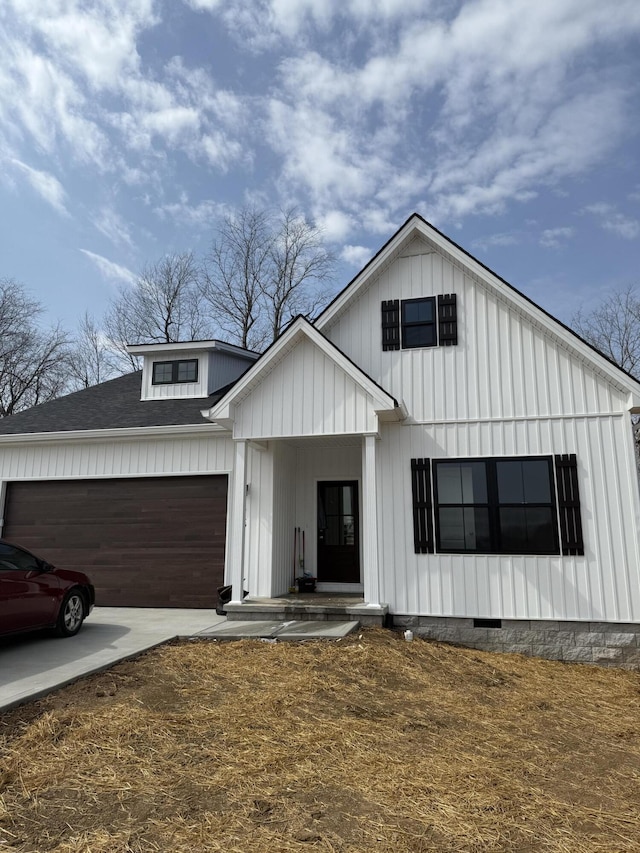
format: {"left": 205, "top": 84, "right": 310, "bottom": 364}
{"left": 224, "top": 597, "right": 388, "bottom": 626}
{"left": 199, "top": 619, "right": 361, "bottom": 641}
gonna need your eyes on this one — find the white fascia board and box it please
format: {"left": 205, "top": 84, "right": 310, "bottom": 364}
{"left": 202, "top": 317, "right": 397, "bottom": 423}
{"left": 0, "top": 422, "right": 228, "bottom": 445}
{"left": 127, "top": 340, "right": 259, "bottom": 360}
{"left": 317, "top": 215, "right": 640, "bottom": 396}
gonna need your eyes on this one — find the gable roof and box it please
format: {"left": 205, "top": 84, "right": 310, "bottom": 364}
{"left": 202, "top": 315, "right": 402, "bottom": 426}
{"left": 317, "top": 213, "right": 640, "bottom": 401}
{"left": 0, "top": 371, "right": 230, "bottom": 436}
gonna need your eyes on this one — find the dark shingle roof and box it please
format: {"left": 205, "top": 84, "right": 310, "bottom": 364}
{"left": 0, "top": 372, "right": 229, "bottom": 435}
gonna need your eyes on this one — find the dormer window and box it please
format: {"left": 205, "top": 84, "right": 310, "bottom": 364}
{"left": 152, "top": 359, "right": 198, "bottom": 385}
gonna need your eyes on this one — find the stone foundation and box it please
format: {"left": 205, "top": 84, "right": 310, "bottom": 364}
{"left": 392, "top": 616, "right": 640, "bottom": 669}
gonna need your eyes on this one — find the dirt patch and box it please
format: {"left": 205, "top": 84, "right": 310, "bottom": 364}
{"left": 1, "top": 629, "right": 639, "bottom": 852}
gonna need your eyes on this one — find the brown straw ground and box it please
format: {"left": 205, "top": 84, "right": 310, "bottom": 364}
{"left": 1, "top": 628, "right": 639, "bottom": 852}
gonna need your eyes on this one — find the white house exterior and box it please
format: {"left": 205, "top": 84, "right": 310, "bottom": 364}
{"left": 1, "top": 215, "right": 640, "bottom": 664}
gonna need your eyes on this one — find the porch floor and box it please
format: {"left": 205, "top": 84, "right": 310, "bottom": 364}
{"left": 224, "top": 593, "right": 388, "bottom": 626}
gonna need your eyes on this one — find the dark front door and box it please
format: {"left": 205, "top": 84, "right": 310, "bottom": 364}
{"left": 317, "top": 481, "right": 360, "bottom": 583}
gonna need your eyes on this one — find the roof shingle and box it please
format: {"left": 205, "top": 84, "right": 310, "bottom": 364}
{"left": 0, "top": 372, "right": 229, "bottom": 435}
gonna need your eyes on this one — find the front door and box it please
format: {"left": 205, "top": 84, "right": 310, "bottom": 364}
{"left": 317, "top": 481, "right": 360, "bottom": 583}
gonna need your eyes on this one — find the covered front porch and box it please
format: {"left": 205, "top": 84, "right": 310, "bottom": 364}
{"left": 200, "top": 316, "right": 405, "bottom": 617}
{"left": 232, "top": 433, "right": 386, "bottom": 609}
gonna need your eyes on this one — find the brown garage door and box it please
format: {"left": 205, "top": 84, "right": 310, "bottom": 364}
{"left": 2, "top": 476, "right": 228, "bottom": 608}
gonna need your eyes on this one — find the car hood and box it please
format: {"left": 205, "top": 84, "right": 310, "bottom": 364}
{"left": 51, "top": 567, "right": 93, "bottom": 586}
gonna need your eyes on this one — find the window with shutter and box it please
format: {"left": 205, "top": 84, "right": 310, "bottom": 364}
{"left": 381, "top": 300, "right": 400, "bottom": 350}
{"left": 432, "top": 456, "right": 560, "bottom": 555}
{"left": 438, "top": 293, "right": 458, "bottom": 345}
{"left": 554, "top": 454, "right": 584, "bottom": 556}
{"left": 383, "top": 295, "right": 458, "bottom": 350}
{"left": 401, "top": 297, "right": 437, "bottom": 348}
{"left": 411, "top": 458, "right": 434, "bottom": 553}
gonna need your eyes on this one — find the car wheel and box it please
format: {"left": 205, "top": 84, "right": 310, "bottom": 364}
{"left": 56, "top": 590, "right": 86, "bottom": 637}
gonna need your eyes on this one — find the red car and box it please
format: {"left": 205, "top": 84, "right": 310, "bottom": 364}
{"left": 0, "top": 540, "right": 94, "bottom": 638}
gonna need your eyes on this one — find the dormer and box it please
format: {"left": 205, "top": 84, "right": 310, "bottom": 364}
{"left": 127, "top": 340, "right": 259, "bottom": 401}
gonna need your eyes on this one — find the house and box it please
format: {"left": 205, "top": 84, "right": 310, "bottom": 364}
{"left": 1, "top": 214, "right": 640, "bottom": 665}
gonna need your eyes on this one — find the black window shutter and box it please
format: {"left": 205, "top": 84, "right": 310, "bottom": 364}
{"left": 438, "top": 293, "right": 458, "bottom": 346}
{"left": 381, "top": 300, "right": 400, "bottom": 351}
{"left": 554, "top": 454, "right": 584, "bottom": 556}
{"left": 411, "top": 458, "right": 434, "bottom": 554}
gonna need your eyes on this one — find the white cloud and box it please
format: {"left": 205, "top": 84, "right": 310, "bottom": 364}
{"left": 263, "top": 0, "right": 640, "bottom": 229}
{"left": 92, "top": 208, "right": 134, "bottom": 248}
{"left": 317, "top": 210, "right": 354, "bottom": 242}
{"left": 8, "top": 0, "right": 157, "bottom": 92}
{"left": 540, "top": 226, "right": 575, "bottom": 249}
{"left": 471, "top": 232, "right": 520, "bottom": 252}
{"left": 154, "top": 194, "right": 228, "bottom": 227}
{"left": 182, "top": 0, "right": 223, "bottom": 9}
{"left": 341, "top": 244, "right": 372, "bottom": 267}
{"left": 9, "top": 158, "right": 68, "bottom": 215}
{"left": 197, "top": 0, "right": 437, "bottom": 47}
{"left": 2, "top": 0, "right": 640, "bottom": 288}
{"left": 1, "top": 0, "right": 248, "bottom": 181}
{"left": 79, "top": 249, "right": 137, "bottom": 285}
{"left": 583, "top": 203, "right": 640, "bottom": 240}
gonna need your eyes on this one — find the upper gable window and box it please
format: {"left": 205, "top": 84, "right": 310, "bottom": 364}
{"left": 152, "top": 359, "right": 198, "bottom": 385}
{"left": 401, "top": 297, "right": 436, "bottom": 348}
{"left": 382, "top": 294, "right": 457, "bottom": 350}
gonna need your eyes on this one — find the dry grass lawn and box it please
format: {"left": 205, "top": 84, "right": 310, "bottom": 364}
{"left": 1, "top": 628, "right": 639, "bottom": 852}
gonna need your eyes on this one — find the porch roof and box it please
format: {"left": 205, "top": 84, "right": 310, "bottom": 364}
{"left": 201, "top": 316, "right": 404, "bottom": 439}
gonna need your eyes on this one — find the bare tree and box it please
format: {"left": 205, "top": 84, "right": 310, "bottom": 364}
{"left": 67, "top": 312, "right": 119, "bottom": 390}
{"left": 572, "top": 285, "right": 640, "bottom": 377}
{"left": 0, "top": 278, "right": 70, "bottom": 417}
{"left": 200, "top": 206, "right": 271, "bottom": 351}
{"left": 202, "top": 206, "right": 336, "bottom": 350}
{"left": 105, "top": 252, "right": 210, "bottom": 370}
{"left": 266, "top": 208, "right": 336, "bottom": 341}
{"left": 572, "top": 285, "right": 640, "bottom": 475}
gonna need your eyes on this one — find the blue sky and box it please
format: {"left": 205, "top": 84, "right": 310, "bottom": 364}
{"left": 1, "top": 0, "right": 639, "bottom": 338}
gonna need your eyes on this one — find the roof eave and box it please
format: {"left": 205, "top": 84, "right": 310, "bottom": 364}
{"left": 0, "top": 422, "right": 228, "bottom": 444}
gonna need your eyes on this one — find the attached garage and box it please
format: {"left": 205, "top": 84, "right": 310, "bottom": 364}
{"left": 2, "top": 475, "right": 228, "bottom": 608}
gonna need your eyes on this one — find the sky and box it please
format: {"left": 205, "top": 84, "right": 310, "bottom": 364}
{"left": 1, "top": 0, "right": 639, "bottom": 341}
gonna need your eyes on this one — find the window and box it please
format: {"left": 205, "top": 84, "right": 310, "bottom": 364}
{"left": 0, "top": 543, "right": 41, "bottom": 572}
{"left": 432, "top": 456, "right": 560, "bottom": 555}
{"left": 382, "top": 294, "right": 458, "bottom": 350}
{"left": 152, "top": 359, "right": 198, "bottom": 385}
{"left": 401, "top": 297, "right": 437, "bottom": 348}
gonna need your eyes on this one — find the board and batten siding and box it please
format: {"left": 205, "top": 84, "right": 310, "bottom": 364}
{"left": 270, "top": 442, "right": 297, "bottom": 596}
{"left": 0, "top": 432, "right": 234, "bottom": 481}
{"left": 244, "top": 443, "right": 276, "bottom": 598}
{"left": 232, "top": 336, "right": 378, "bottom": 440}
{"left": 377, "top": 416, "right": 640, "bottom": 623}
{"left": 322, "top": 241, "right": 628, "bottom": 424}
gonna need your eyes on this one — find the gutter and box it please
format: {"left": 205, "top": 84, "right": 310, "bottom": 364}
{"left": 0, "top": 422, "right": 230, "bottom": 445}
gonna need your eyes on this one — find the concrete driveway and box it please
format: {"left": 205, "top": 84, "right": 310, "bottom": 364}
{"left": 0, "top": 607, "right": 226, "bottom": 712}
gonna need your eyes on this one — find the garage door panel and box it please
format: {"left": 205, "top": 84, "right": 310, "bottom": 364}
{"left": 3, "top": 476, "right": 227, "bottom": 607}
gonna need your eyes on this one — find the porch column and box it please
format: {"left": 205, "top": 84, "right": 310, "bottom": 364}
{"left": 229, "top": 439, "right": 247, "bottom": 604}
{"left": 362, "top": 434, "right": 381, "bottom": 607}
